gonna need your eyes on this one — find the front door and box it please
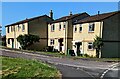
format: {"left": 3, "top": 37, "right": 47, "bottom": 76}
{"left": 58, "top": 38, "right": 63, "bottom": 51}
{"left": 75, "top": 42, "right": 82, "bottom": 56}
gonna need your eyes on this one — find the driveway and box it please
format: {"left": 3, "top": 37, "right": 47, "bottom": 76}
{"left": 1, "top": 49, "right": 119, "bottom": 79}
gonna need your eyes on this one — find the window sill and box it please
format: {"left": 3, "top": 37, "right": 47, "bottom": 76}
{"left": 88, "top": 31, "right": 94, "bottom": 33}
{"left": 51, "top": 31, "right": 55, "bottom": 32}
{"left": 79, "top": 31, "right": 82, "bottom": 33}
{"left": 50, "top": 44, "right": 54, "bottom": 46}
{"left": 87, "top": 49, "right": 94, "bottom": 51}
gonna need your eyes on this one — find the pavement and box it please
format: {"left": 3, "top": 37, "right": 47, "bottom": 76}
{"left": 1, "top": 48, "right": 120, "bottom": 79}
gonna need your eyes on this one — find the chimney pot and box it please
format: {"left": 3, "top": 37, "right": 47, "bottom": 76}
{"left": 49, "top": 10, "right": 53, "bottom": 19}
{"left": 70, "top": 11, "right": 72, "bottom": 16}
{"left": 98, "top": 11, "right": 100, "bottom": 15}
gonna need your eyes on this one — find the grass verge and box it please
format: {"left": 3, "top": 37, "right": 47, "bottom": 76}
{"left": 1, "top": 46, "right": 120, "bottom": 62}
{"left": 1, "top": 56, "right": 61, "bottom": 79}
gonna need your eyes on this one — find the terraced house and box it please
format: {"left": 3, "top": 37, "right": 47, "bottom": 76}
{"left": 5, "top": 14, "right": 53, "bottom": 50}
{"left": 48, "top": 12, "right": 89, "bottom": 54}
{"left": 73, "top": 11, "right": 120, "bottom": 57}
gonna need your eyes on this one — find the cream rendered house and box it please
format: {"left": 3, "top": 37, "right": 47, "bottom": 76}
{"left": 48, "top": 12, "right": 89, "bottom": 54}
{"left": 73, "top": 11, "right": 120, "bottom": 57}
{"left": 6, "top": 14, "right": 53, "bottom": 50}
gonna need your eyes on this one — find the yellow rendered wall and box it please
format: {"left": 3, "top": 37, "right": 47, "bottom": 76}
{"left": 73, "top": 22, "right": 103, "bottom": 57}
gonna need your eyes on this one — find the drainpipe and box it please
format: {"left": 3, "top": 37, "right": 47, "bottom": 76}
{"left": 99, "top": 21, "right": 102, "bottom": 38}
{"left": 14, "top": 25, "right": 16, "bottom": 49}
{"left": 64, "top": 21, "right": 67, "bottom": 55}
{"left": 99, "top": 21, "right": 103, "bottom": 58}
{"left": 83, "top": 38, "right": 85, "bottom": 55}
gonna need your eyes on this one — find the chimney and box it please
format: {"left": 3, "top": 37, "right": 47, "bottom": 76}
{"left": 98, "top": 11, "right": 100, "bottom": 15}
{"left": 49, "top": 10, "right": 53, "bottom": 19}
{"left": 69, "top": 11, "right": 72, "bottom": 16}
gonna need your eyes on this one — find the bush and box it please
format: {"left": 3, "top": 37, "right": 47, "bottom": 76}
{"left": 53, "top": 49, "right": 59, "bottom": 52}
{"left": 17, "top": 34, "right": 40, "bottom": 49}
{"left": 83, "top": 54, "right": 90, "bottom": 57}
{"left": 45, "top": 46, "right": 54, "bottom": 52}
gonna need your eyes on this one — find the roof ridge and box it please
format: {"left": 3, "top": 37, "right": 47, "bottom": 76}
{"left": 91, "top": 10, "right": 119, "bottom": 17}
{"left": 74, "top": 10, "right": 119, "bottom": 24}
{"left": 5, "top": 15, "right": 51, "bottom": 27}
{"left": 51, "top": 12, "right": 88, "bottom": 23}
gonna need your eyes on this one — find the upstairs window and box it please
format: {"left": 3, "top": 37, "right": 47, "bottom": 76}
{"left": 74, "top": 25, "right": 77, "bottom": 32}
{"left": 7, "top": 27, "right": 10, "bottom": 33}
{"left": 22, "top": 24, "right": 25, "bottom": 32}
{"left": 59, "top": 23, "right": 61, "bottom": 30}
{"left": 89, "top": 23, "right": 95, "bottom": 32}
{"left": 63, "top": 22, "right": 66, "bottom": 30}
{"left": 79, "top": 24, "right": 82, "bottom": 32}
{"left": 18, "top": 25, "right": 20, "bottom": 31}
{"left": 11, "top": 26, "right": 15, "bottom": 32}
{"left": 11, "top": 26, "right": 13, "bottom": 32}
{"left": 51, "top": 24, "right": 55, "bottom": 32}
{"left": 50, "top": 39, "right": 54, "bottom": 45}
{"left": 88, "top": 42, "right": 93, "bottom": 50}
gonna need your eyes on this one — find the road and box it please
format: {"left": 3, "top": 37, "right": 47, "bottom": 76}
{"left": 1, "top": 49, "right": 119, "bottom": 79}
{"left": 101, "top": 65, "right": 120, "bottom": 79}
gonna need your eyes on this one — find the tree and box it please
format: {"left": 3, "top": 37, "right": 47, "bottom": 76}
{"left": 17, "top": 34, "right": 40, "bottom": 50}
{"left": 93, "top": 35, "right": 103, "bottom": 58}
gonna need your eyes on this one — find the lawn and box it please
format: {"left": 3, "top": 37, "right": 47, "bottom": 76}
{"left": 1, "top": 56, "right": 61, "bottom": 79}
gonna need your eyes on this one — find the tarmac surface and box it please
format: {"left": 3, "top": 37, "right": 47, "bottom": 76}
{"left": 1, "top": 49, "right": 119, "bottom": 79}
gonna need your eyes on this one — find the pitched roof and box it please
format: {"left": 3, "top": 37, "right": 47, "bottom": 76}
{"left": 50, "top": 12, "right": 89, "bottom": 23}
{"left": 5, "top": 15, "right": 53, "bottom": 27}
{"left": 74, "top": 11, "right": 120, "bottom": 24}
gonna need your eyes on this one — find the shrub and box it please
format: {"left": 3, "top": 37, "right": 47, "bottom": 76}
{"left": 45, "top": 46, "right": 54, "bottom": 52}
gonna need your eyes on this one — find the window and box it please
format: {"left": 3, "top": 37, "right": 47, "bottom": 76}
{"left": 50, "top": 39, "right": 54, "bottom": 45}
{"left": 11, "top": 26, "right": 15, "bottom": 32}
{"left": 88, "top": 42, "right": 93, "bottom": 50}
{"left": 8, "top": 39, "right": 10, "bottom": 44}
{"left": 63, "top": 25, "right": 65, "bottom": 29}
{"left": 63, "top": 22, "right": 66, "bottom": 30}
{"left": 7, "top": 27, "right": 9, "bottom": 33}
{"left": 79, "top": 24, "right": 82, "bottom": 32}
{"left": 18, "top": 25, "right": 20, "bottom": 31}
{"left": 74, "top": 25, "right": 77, "bottom": 32}
{"left": 89, "top": 23, "right": 95, "bottom": 32}
{"left": 22, "top": 24, "right": 25, "bottom": 32}
{"left": 11, "top": 26, "right": 13, "bottom": 32}
{"left": 59, "top": 23, "right": 61, "bottom": 30}
{"left": 51, "top": 24, "right": 55, "bottom": 32}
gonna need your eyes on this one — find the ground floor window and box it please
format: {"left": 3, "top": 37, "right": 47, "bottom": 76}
{"left": 8, "top": 39, "right": 10, "bottom": 44}
{"left": 88, "top": 42, "right": 93, "bottom": 50}
{"left": 50, "top": 39, "right": 54, "bottom": 45}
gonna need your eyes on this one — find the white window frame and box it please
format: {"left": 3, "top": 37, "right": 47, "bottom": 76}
{"left": 74, "top": 25, "right": 77, "bottom": 32}
{"left": 22, "top": 24, "right": 25, "bottom": 32}
{"left": 88, "top": 23, "right": 95, "bottom": 32}
{"left": 79, "top": 24, "right": 82, "bottom": 32}
{"left": 11, "top": 26, "right": 13, "bottom": 32}
{"left": 88, "top": 42, "right": 93, "bottom": 50}
{"left": 59, "top": 23, "right": 61, "bottom": 30}
{"left": 8, "top": 39, "right": 10, "bottom": 44}
{"left": 50, "top": 39, "right": 54, "bottom": 45}
{"left": 7, "top": 27, "right": 10, "bottom": 33}
{"left": 18, "top": 25, "right": 20, "bottom": 31}
{"left": 51, "top": 24, "right": 55, "bottom": 32}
